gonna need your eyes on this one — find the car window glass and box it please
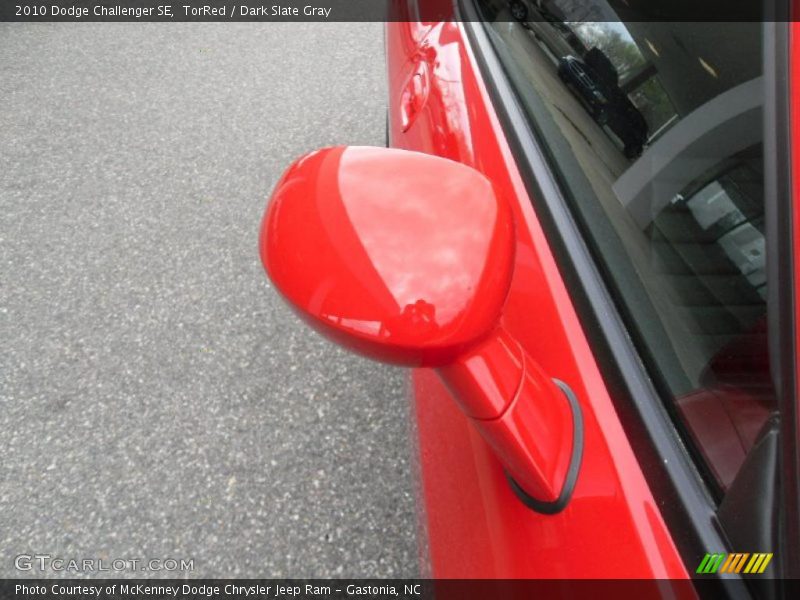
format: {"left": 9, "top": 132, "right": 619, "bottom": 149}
{"left": 476, "top": 0, "right": 776, "bottom": 496}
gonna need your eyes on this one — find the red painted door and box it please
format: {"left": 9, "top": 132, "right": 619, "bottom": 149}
{"left": 387, "top": 18, "right": 687, "bottom": 579}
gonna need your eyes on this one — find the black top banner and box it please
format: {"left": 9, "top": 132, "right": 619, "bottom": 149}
{"left": 0, "top": 0, "right": 791, "bottom": 23}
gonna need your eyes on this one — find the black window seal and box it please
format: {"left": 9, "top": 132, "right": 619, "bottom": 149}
{"left": 456, "top": 1, "right": 757, "bottom": 593}
{"left": 763, "top": 17, "right": 800, "bottom": 581}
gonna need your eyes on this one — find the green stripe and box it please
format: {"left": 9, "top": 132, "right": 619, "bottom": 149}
{"left": 696, "top": 554, "right": 712, "bottom": 574}
{"left": 697, "top": 553, "right": 726, "bottom": 574}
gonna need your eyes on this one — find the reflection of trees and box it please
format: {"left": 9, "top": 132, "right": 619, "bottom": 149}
{"left": 572, "top": 23, "right": 676, "bottom": 138}
{"left": 545, "top": 0, "right": 614, "bottom": 22}
{"left": 572, "top": 24, "right": 644, "bottom": 78}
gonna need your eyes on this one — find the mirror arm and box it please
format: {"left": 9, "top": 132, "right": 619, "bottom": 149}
{"left": 437, "top": 326, "right": 583, "bottom": 511}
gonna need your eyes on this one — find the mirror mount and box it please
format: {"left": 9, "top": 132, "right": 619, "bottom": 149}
{"left": 261, "top": 146, "right": 583, "bottom": 512}
{"left": 439, "top": 325, "right": 583, "bottom": 509}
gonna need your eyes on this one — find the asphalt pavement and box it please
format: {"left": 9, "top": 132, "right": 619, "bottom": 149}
{"left": 0, "top": 23, "right": 418, "bottom": 577}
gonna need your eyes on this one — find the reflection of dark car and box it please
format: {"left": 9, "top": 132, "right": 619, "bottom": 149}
{"left": 557, "top": 54, "right": 648, "bottom": 158}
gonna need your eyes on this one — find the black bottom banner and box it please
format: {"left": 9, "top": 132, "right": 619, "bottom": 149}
{"left": 4, "top": 579, "right": 800, "bottom": 600}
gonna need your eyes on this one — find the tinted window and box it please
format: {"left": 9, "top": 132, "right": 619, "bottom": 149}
{"left": 478, "top": 0, "right": 776, "bottom": 495}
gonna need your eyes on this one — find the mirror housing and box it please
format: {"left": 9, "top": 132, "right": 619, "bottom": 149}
{"left": 261, "top": 146, "right": 515, "bottom": 367}
{"left": 260, "top": 146, "right": 581, "bottom": 510}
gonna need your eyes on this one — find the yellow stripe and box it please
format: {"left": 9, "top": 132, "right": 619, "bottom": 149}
{"left": 758, "top": 553, "right": 773, "bottom": 573}
{"left": 744, "top": 554, "right": 761, "bottom": 573}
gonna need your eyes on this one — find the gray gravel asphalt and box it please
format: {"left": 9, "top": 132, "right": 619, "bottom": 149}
{"left": 0, "top": 23, "right": 418, "bottom": 577}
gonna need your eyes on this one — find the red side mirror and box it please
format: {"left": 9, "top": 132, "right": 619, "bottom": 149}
{"left": 260, "top": 146, "right": 581, "bottom": 512}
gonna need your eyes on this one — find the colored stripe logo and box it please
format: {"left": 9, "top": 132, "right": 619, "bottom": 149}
{"left": 696, "top": 553, "right": 773, "bottom": 574}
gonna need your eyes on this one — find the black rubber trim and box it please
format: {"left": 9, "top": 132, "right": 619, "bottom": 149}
{"left": 507, "top": 379, "right": 584, "bottom": 515}
{"left": 763, "top": 18, "right": 800, "bottom": 580}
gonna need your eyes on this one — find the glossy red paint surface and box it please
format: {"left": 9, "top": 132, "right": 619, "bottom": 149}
{"left": 438, "top": 326, "right": 522, "bottom": 419}
{"left": 441, "top": 326, "right": 574, "bottom": 502}
{"left": 387, "top": 20, "right": 689, "bottom": 578}
{"left": 471, "top": 351, "right": 573, "bottom": 502}
{"left": 400, "top": 60, "right": 430, "bottom": 132}
{"left": 260, "top": 145, "right": 514, "bottom": 368}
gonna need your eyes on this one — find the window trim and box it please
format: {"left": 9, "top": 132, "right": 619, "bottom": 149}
{"left": 763, "top": 18, "right": 799, "bottom": 580}
{"left": 457, "top": 1, "right": 764, "bottom": 592}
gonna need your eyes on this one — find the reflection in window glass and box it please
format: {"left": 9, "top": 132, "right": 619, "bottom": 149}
{"left": 479, "top": 0, "right": 775, "bottom": 494}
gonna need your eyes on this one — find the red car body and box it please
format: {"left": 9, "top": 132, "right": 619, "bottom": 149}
{"left": 386, "top": 18, "right": 687, "bottom": 579}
